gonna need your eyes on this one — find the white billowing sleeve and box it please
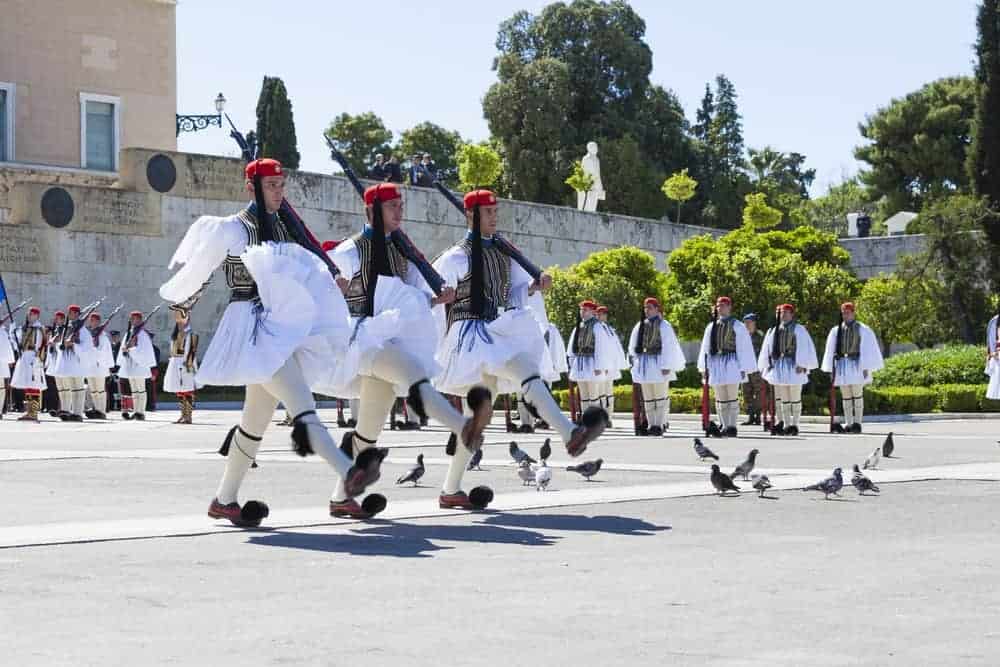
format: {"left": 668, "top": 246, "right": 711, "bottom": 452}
{"left": 627, "top": 323, "right": 640, "bottom": 363}
{"left": 160, "top": 216, "right": 247, "bottom": 304}
{"left": 734, "top": 320, "right": 757, "bottom": 374}
{"left": 796, "top": 326, "right": 819, "bottom": 371}
{"left": 329, "top": 239, "right": 360, "bottom": 279}
{"left": 547, "top": 324, "right": 568, "bottom": 372}
{"left": 661, "top": 321, "right": 687, "bottom": 372}
{"left": 431, "top": 247, "right": 466, "bottom": 338}
{"left": 820, "top": 326, "right": 838, "bottom": 374}
{"left": 860, "top": 323, "right": 885, "bottom": 374}
{"left": 757, "top": 328, "right": 775, "bottom": 374}
{"left": 0, "top": 327, "right": 14, "bottom": 364}
{"left": 697, "top": 323, "right": 713, "bottom": 372}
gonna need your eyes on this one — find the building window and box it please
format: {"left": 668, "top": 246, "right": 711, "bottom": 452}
{"left": 0, "top": 82, "right": 13, "bottom": 162}
{"left": 80, "top": 92, "right": 120, "bottom": 171}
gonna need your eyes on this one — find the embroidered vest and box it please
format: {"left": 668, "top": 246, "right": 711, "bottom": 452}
{"left": 223, "top": 207, "right": 292, "bottom": 303}
{"left": 638, "top": 318, "right": 663, "bottom": 355}
{"left": 837, "top": 321, "right": 861, "bottom": 359}
{"left": 776, "top": 322, "right": 798, "bottom": 359}
{"left": 344, "top": 233, "right": 409, "bottom": 318}
{"left": 573, "top": 318, "right": 598, "bottom": 356}
{"left": 712, "top": 317, "right": 738, "bottom": 355}
{"left": 446, "top": 240, "right": 511, "bottom": 328}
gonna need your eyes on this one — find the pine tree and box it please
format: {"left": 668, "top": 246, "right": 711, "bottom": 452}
{"left": 692, "top": 84, "right": 714, "bottom": 142}
{"left": 255, "top": 76, "right": 301, "bottom": 169}
{"left": 968, "top": 1, "right": 1000, "bottom": 287}
{"left": 710, "top": 74, "right": 745, "bottom": 173}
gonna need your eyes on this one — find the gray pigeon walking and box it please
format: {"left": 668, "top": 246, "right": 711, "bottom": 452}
{"left": 396, "top": 454, "right": 425, "bottom": 486}
{"left": 567, "top": 458, "right": 603, "bottom": 481}
{"left": 539, "top": 438, "right": 552, "bottom": 463}
{"left": 851, "top": 464, "right": 880, "bottom": 495}
{"left": 862, "top": 446, "right": 880, "bottom": 470}
{"left": 732, "top": 448, "right": 759, "bottom": 481}
{"left": 534, "top": 460, "right": 552, "bottom": 491}
{"left": 803, "top": 467, "right": 844, "bottom": 499}
{"left": 694, "top": 438, "right": 719, "bottom": 461}
{"left": 467, "top": 448, "right": 483, "bottom": 471}
{"left": 882, "top": 432, "right": 895, "bottom": 458}
{"left": 751, "top": 474, "right": 772, "bottom": 498}
{"left": 517, "top": 460, "right": 535, "bottom": 485}
{"left": 710, "top": 464, "right": 740, "bottom": 496}
{"left": 510, "top": 441, "right": 536, "bottom": 465}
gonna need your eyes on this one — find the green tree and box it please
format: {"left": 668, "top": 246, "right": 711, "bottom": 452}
{"left": 324, "top": 111, "right": 393, "bottom": 177}
{"left": 856, "top": 274, "right": 958, "bottom": 355}
{"left": 746, "top": 146, "right": 815, "bottom": 224}
{"left": 396, "top": 122, "right": 464, "bottom": 187}
{"left": 742, "top": 192, "right": 782, "bottom": 230}
{"left": 662, "top": 169, "right": 698, "bottom": 223}
{"left": 968, "top": 0, "right": 1000, "bottom": 284}
{"left": 456, "top": 143, "right": 503, "bottom": 191}
{"left": 599, "top": 134, "right": 670, "bottom": 218}
{"left": 565, "top": 160, "right": 595, "bottom": 209}
{"left": 855, "top": 77, "right": 977, "bottom": 214}
{"left": 791, "top": 177, "right": 876, "bottom": 236}
{"left": 255, "top": 76, "right": 300, "bottom": 169}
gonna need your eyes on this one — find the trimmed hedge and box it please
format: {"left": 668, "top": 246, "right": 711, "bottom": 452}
{"left": 554, "top": 383, "right": 1000, "bottom": 415}
{"left": 872, "top": 345, "right": 987, "bottom": 388}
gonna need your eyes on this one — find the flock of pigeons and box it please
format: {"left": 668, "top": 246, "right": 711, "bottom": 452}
{"left": 698, "top": 432, "right": 895, "bottom": 499}
{"left": 394, "top": 438, "right": 606, "bottom": 492}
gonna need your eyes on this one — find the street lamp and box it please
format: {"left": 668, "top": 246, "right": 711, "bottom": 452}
{"left": 176, "top": 93, "right": 226, "bottom": 136}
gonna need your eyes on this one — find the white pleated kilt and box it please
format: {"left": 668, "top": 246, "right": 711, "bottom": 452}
{"left": 986, "top": 359, "right": 1000, "bottom": 400}
{"left": 435, "top": 309, "right": 544, "bottom": 396}
{"left": 568, "top": 354, "right": 601, "bottom": 382}
{"left": 118, "top": 352, "right": 153, "bottom": 379}
{"left": 164, "top": 357, "right": 198, "bottom": 393}
{"left": 12, "top": 352, "right": 46, "bottom": 390}
{"left": 1, "top": 361, "right": 10, "bottom": 380}
{"left": 51, "top": 346, "right": 89, "bottom": 377}
{"left": 196, "top": 242, "right": 350, "bottom": 388}
{"left": 631, "top": 354, "right": 677, "bottom": 384}
{"left": 762, "top": 357, "right": 810, "bottom": 386}
{"left": 315, "top": 277, "right": 440, "bottom": 398}
{"left": 705, "top": 353, "right": 745, "bottom": 387}
{"left": 830, "top": 357, "right": 872, "bottom": 387}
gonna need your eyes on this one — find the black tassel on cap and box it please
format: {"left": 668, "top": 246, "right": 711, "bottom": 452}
{"left": 470, "top": 205, "right": 485, "bottom": 318}
{"left": 253, "top": 173, "right": 276, "bottom": 243}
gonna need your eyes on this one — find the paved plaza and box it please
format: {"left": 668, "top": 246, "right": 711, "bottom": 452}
{"left": 1, "top": 410, "right": 999, "bottom": 666}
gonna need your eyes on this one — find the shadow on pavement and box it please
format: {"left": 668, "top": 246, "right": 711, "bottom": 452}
{"left": 480, "top": 513, "right": 670, "bottom": 536}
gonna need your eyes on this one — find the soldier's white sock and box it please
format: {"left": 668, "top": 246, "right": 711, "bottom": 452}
{"left": 523, "top": 377, "right": 575, "bottom": 443}
{"left": 216, "top": 428, "right": 262, "bottom": 505}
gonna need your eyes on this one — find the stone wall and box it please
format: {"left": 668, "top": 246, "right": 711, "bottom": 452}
{"left": 840, "top": 235, "right": 928, "bottom": 279}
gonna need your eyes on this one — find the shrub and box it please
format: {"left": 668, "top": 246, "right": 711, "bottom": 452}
{"left": 872, "top": 345, "right": 986, "bottom": 388}
{"left": 937, "top": 384, "right": 981, "bottom": 412}
{"left": 864, "top": 386, "right": 939, "bottom": 414}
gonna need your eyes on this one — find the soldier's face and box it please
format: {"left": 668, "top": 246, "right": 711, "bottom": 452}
{"left": 842, "top": 309, "right": 856, "bottom": 323}
{"left": 780, "top": 310, "right": 794, "bottom": 323}
{"left": 28, "top": 313, "right": 38, "bottom": 324}
{"left": 644, "top": 305, "right": 658, "bottom": 318}
{"left": 246, "top": 175, "right": 286, "bottom": 214}
{"left": 381, "top": 198, "right": 404, "bottom": 233}
{"left": 597, "top": 312, "right": 607, "bottom": 322}
{"left": 717, "top": 304, "right": 731, "bottom": 318}
{"left": 131, "top": 315, "right": 141, "bottom": 326}
{"left": 469, "top": 205, "right": 498, "bottom": 236}
{"left": 580, "top": 307, "right": 594, "bottom": 320}
{"left": 55, "top": 315, "right": 65, "bottom": 325}
{"left": 745, "top": 320, "right": 757, "bottom": 334}
{"left": 87, "top": 317, "right": 100, "bottom": 330}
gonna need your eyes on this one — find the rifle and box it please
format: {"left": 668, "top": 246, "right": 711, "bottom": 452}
{"left": 430, "top": 181, "right": 543, "bottom": 282}
{"left": 0, "top": 298, "right": 30, "bottom": 326}
{"left": 701, "top": 352, "right": 711, "bottom": 434}
{"left": 62, "top": 297, "right": 106, "bottom": 349}
{"left": 325, "top": 136, "right": 446, "bottom": 296}
{"left": 92, "top": 303, "right": 125, "bottom": 341}
{"left": 124, "top": 304, "right": 162, "bottom": 354}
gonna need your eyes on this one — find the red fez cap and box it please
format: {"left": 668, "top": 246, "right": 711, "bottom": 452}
{"left": 68, "top": 304, "right": 81, "bottom": 313}
{"left": 715, "top": 296, "right": 732, "bottom": 306}
{"left": 88, "top": 312, "right": 101, "bottom": 320}
{"left": 464, "top": 189, "right": 497, "bottom": 209}
{"left": 779, "top": 303, "right": 795, "bottom": 313}
{"left": 29, "top": 306, "right": 41, "bottom": 315}
{"left": 245, "top": 158, "right": 283, "bottom": 180}
{"left": 129, "top": 310, "right": 143, "bottom": 318}
{"left": 644, "top": 297, "right": 660, "bottom": 308}
{"left": 579, "top": 300, "right": 597, "bottom": 310}
{"left": 364, "top": 183, "right": 401, "bottom": 206}
{"left": 841, "top": 302, "right": 856, "bottom": 312}
{"left": 321, "top": 240, "right": 339, "bottom": 253}
{"left": 55, "top": 310, "right": 66, "bottom": 318}
{"left": 596, "top": 305, "right": 609, "bottom": 314}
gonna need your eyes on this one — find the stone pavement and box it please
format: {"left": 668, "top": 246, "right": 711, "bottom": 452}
{"left": 1, "top": 409, "right": 999, "bottom": 666}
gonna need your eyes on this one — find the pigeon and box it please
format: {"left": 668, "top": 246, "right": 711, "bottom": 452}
{"left": 802, "top": 467, "right": 844, "bottom": 499}
{"left": 751, "top": 474, "right": 772, "bottom": 498}
{"left": 534, "top": 460, "right": 552, "bottom": 491}
{"left": 509, "top": 441, "right": 536, "bottom": 465}
{"left": 862, "top": 446, "right": 880, "bottom": 470}
{"left": 396, "top": 454, "right": 425, "bottom": 486}
{"left": 731, "top": 448, "right": 759, "bottom": 481}
{"left": 567, "top": 458, "right": 603, "bottom": 481}
{"left": 517, "top": 460, "right": 535, "bottom": 485}
{"left": 467, "top": 448, "right": 484, "bottom": 471}
{"left": 710, "top": 464, "right": 740, "bottom": 496}
{"left": 851, "top": 464, "right": 880, "bottom": 495}
{"left": 694, "top": 438, "right": 719, "bottom": 461}
{"left": 882, "top": 432, "right": 895, "bottom": 458}
{"left": 539, "top": 438, "right": 552, "bottom": 463}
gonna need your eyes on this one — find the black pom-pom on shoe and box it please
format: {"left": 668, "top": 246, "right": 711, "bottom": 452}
{"left": 361, "top": 493, "right": 388, "bottom": 517}
{"left": 241, "top": 500, "right": 270, "bottom": 525}
{"left": 469, "top": 486, "right": 494, "bottom": 509}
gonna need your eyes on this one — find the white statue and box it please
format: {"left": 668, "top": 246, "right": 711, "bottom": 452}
{"left": 577, "top": 141, "right": 605, "bottom": 212}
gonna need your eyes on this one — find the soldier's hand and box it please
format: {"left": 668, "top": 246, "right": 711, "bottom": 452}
{"left": 433, "top": 286, "right": 456, "bottom": 306}
{"left": 662, "top": 369, "right": 669, "bottom": 376}
{"left": 336, "top": 276, "right": 350, "bottom": 295}
{"left": 796, "top": 366, "right": 805, "bottom": 374}
{"left": 863, "top": 369, "right": 869, "bottom": 379}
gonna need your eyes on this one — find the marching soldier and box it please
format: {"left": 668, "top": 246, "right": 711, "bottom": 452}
{"left": 11, "top": 306, "right": 48, "bottom": 421}
{"left": 697, "top": 296, "right": 757, "bottom": 437}
{"left": 627, "top": 297, "right": 686, "bottom": 436}
{"left": 165, "top": 309, "right": 199, "bottom": 424}
{"left": 821, "top": 302, "right": 884, "bottom": 433}
{"left": 758, "top": 304, "right": 818, "bottom": 436}
{"left": 741, "top": 313, "right": 765, "bottom": 426}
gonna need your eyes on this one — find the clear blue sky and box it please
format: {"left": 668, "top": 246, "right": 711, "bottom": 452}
{"left": 176, "top": 0, "right": 979, "bottom": 195}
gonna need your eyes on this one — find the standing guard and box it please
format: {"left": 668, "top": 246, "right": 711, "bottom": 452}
{"left": 758, "top": 304, "right": 818, "bottom": 436}
{"left": 697, "top": 296, "right": 757, "bottom": 437}
{"left": 821, "top": 302, "right": 884, "bottom": 433}
{"left": 165, "top": 309, "right": 199, "bottom": 424}
{"left": 627, "top": 297, "right": 686, "bottom": 436}
{"left": 11, "top": 307, "right": 48, "bottom": 421}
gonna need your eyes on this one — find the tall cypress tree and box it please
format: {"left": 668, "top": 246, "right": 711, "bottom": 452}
{"left": 968, "top": 0, "right": 1000, "bottom": 285}
{"left": 255, "top": 76, "right": 301, "bottom": 169}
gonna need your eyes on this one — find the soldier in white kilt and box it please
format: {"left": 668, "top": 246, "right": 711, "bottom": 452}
{"left": 164, "top": 309, "right": 199, "bottom": 424}
{"left": 319, "top": 183, "right": 491, "bottom": 519}
{"left": 987, "top": 312, "right": 1000, "bottom": 401}
{"left": 83, "top": 311, "right": 115, "bottom": 419}
{"left": 821, "top": 301, "right": 884, "bottom": 433}
{"left": 758, "top": 303, "right": 818, "bottom": 436}
{"left": 159, "top": 158, "right": 383, "bottom": 528}
{"left": 50, "top": 304, "right": 96, "bottom": 422}
{"left": 697, "top": 296, "right": 757, "bottom": 437}
{"left": 596, "top": 305, "right": 629, "bottom": 424}
{"left": 433, "top": 190, "right": 607, "bottom": 509}
{"left": 567, "top": 300, "right": 617, "bottom": 415}
{"left": 11, "top": 306, "right": 48, "bottom": 421}
{"left": 117, "top": 310, "right": 156, "bottom": 421}
{"left": 628, "top": 297, "right": 686, "bottom": 435}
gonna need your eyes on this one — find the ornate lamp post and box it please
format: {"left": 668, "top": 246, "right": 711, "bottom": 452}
{"left": 176, "top": 93, "right": 226, "bottom": 136}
